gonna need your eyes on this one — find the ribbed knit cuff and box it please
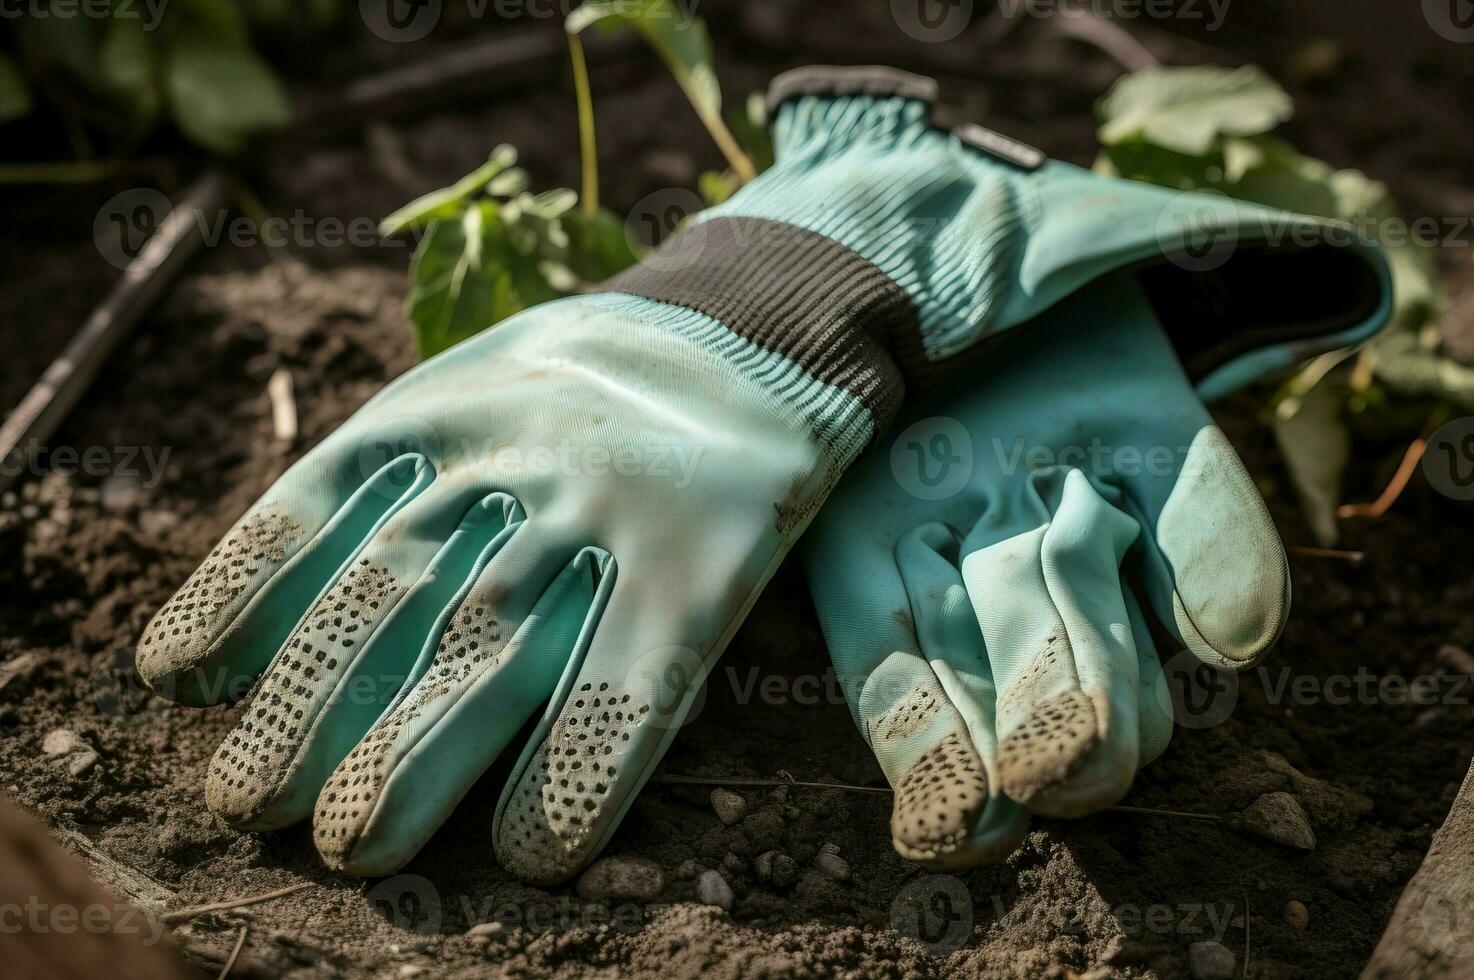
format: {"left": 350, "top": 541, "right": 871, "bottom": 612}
{"left": 600, "top": 216, "right": 914, "bottom": 432}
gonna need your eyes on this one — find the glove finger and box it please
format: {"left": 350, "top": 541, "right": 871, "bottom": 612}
{"left": 807, "top": 506, "right": 1021, "bottom": 866}
{"left": 962, "top": 468, "right": 1143, "bottom": 818}
{"left": 137, "top": 447, "right": 435, "bottom": 705}
{"left": 887, "top": 522, "right": 1031, "bottom": 867}
{"left": 206, "top": 484, "right": 526, "bottom": 829}
{"left": 314, "top": 537, "right": 606, "bottom": 875}
{"left": 1126, "top": 587, "right": 1174, "bottom": 768}
{"left": 495, "top": 564, "right": 745, "bottom": 885}
{"left": 1111, "top": 360, "right": 1289, "bottom": 671}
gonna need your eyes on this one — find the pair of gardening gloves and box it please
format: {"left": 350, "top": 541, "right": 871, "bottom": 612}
{"left": 135, "top": 67, "right": 1391, "bottom": 882}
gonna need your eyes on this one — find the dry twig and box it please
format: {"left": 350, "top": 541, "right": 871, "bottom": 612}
{"left": 162, "top": 882, "right": 312, "bottom": 923}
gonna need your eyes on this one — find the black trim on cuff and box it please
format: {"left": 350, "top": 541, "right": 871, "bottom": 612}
{"left": 599, "top": 216, "right": 916, "bottom": 428}
{"left": 764, "top": 65, "right": 938, "bottom": 120}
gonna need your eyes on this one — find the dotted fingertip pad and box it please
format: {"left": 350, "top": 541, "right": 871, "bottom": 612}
{"left": 137, "top": 512, "right": 302, "bottom": 689}
{"left": 313, "top": 598, "right": 505, "bottom": 867}
{"left": 495, "top": 682, "right": 650, "bottom": 884}
{"left": 206, "top": 559, "right": 398, "bottom": 826}
{"left": 890, "top": 732, "right": 989, "bottom": 863}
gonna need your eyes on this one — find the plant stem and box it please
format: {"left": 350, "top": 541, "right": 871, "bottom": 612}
{"left": 567, "top": 33, "right": 600, "bottom": 218}
{"left": 674, "top": 73, "right": 756, "bottom": 183}
{"left": 0, "top": 160, "right": 120, "bottom": 184}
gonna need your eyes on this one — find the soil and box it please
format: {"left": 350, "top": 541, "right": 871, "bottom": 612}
{"left": 1, "top": 2, "right": 1472, "bottom": 978}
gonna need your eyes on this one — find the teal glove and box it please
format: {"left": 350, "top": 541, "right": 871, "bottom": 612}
{"left": 805, "top": 271, "right": 1388, "bottom": 869}
{"left": 135, "top": 67, "right": 1388, "bottom": 883}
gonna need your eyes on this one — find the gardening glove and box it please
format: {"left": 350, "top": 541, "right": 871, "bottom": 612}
{"left": 805, "top": 270, "right": 1389, "bottom": 869}
{"left": 134, "top": 66, "right": 1389, "bottom": 884}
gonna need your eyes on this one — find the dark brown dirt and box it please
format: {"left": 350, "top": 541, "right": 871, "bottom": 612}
{"left": 2, "top": 2, "right": 1472, "bottom": 978}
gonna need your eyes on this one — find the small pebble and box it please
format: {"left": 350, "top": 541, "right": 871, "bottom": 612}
{"left": 813, "top": 850, "right": 850, "bottom": 881}
{"left": 1187, "top": 940, "right": 1235, "bottom": 980}
{"left": 1436, "top": 644, "right": 1474, "bottom": 677}
{"left": 100, "top": 474, "right": 142, "bottom": 513}
{"left": 42, "top": 728, "right": 99, "bottom": 776}
{"left": 466, "top": 921, "right": 506, "bottom": 945}
{"left": 741, "top": 810, "right": 785, "bottom": 852}
{"left": 1240, "top": 792, "right": 1317, "bottom": 851}
{"left": 575, "top": 856, "right": 665, "bottom": 901}
{"left": 673, "top": 859, "right": 700, "bottom": 880}
{"left": 721, "top": 853, "right": 745, "bottom": 876}
{"left": 755, "top": 850, "right": 797, "bottom": 888}
{"left": 696, "top": 869, "right": 734, "bottom": 910}
{"left": 138, "top": 509, "right": 180, "bottom": 537}
{"left": 710, "top": 787, "right": 748, "bottom": 826}
{"left": 1284, "top": 900, "right": 1309, "bottom": 930}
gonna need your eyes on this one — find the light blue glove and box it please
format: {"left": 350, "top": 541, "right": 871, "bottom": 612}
{"left": 134, "top": 66, "right": 1389, "bottom": 883}
{"left": 805, "top": 269, "right": 1389, "bottom": 869}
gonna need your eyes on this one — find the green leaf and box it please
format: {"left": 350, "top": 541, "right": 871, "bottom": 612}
{"left": 14, "top": 8, "right": 104, "bottom": 91}
{"left": 1272, "top": 378, "right": 1350, "bottom": 547}
{"left": 698, "top": 169, "right": 736, "bottom": 206}
{"left": 1097, "top": 65, "right": 1293, "bottom": 155}
{"left": 562, "top": 207, "right": 639, "bottom": 283}
{"left": 379, "top": 145, "right": 518, "bottom": 236}
{"left": 163, "top": 33, "right": 291, "bottom": 153}
{"left": 568, "top": 0, "right": 717, "bottom": 116}
{"left": 98, "top": 14, "right": 161, "bottom": 126}
{"left": 405, "top": 206, "right": 502, "bottom": 358}
{"left": 175, "top": 0, "right": 250, "bottom": 43}
{"left": 404, "top": 202, "right": 568, "bottom": 357}
{"left": 1093, "top": 141, "right": 1230, "bottom": 191}
{"left": 0, "top": 55, "right": 33, "bottom": 124}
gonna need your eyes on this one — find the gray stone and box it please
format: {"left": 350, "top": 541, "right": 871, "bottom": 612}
{"left": 754, "top": 850, "right": 797, "bottom": 888}
{"left": 1241, "top": 792, "right": 1317, "bottom": 851}
{"left": 1284, "top": 900, "right": 1309, "bottom": 930}
{"left": 813, "top": 849, "right": 850, "bottom": 881}
{"left": 741, "top": 810, "right": 785, "bottom": 852}
{"left": 1188, "top": 941, "right": 1235, "bottom": 980}
{"left": 43, "top": 729, "right": 99, "bottom": 776}
{"left": 696, "top": 869, "right": 733, "bottom": 910}
{"left": 710, "top": 787, "right": 748, "bottom": 826}
{"left": 575, "top": 856, "right": 665, "bottom": 901}
{"left": 466, "top": 922, "right": 506, "bottom": 945}
{"left": 100, "top": 474, "right": 142, "bottom": 513}
{"left": 139, "top": 509, "right": 180, "bottom": 537}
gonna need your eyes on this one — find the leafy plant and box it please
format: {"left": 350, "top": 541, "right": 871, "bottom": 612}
{"left": 1, "top": 0, "right": 326, "bottom": 170}
{"left": 390, "top": 0, "right": 782, "bottom": 357}
{"left": 381, "top": 145, "right": 638, "bottom": 358}
{"left": 1097, "top": 63, "right": 1453, "bottom": 542}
